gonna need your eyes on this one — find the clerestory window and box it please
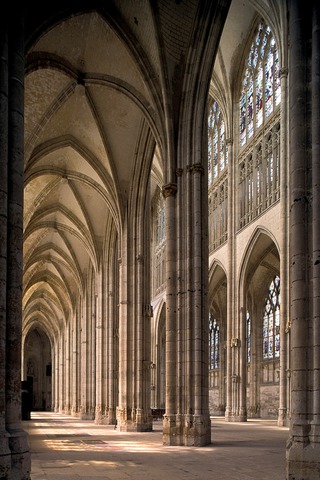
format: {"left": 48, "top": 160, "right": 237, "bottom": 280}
{"left": 208, "top": 98, "right": 228, "bottom": 251}
{"left": 238, "top": 19, "right": 281, "bottom": 229}
{"left": 240, "top": 20, "right": 281, "bottom": 147}
{"left": 208, "top": 98, "right": 228, "bottom": 186}
{"left": 152, "top": 189, "right": 166, "bottom": 295}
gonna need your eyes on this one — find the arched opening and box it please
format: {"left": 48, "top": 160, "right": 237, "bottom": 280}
{"left": 208, "top": 263, "right": 227, "bottom": 416}
{"left": 157, "top": 305, "right": 166, "bottom": 412}
{"left": 23, "top": 327, "right": 52, "bottom": 412}
{"left": 241, "top": 230, "right": 280, "bottom": 419}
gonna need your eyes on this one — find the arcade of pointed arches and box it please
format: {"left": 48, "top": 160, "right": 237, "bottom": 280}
{"left": 23, "top": 15, "right": 287, "bottom": 424}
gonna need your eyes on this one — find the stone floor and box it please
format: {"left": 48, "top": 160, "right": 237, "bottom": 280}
{"left": 23, "top": 411, "right": 289, "bottom": 480}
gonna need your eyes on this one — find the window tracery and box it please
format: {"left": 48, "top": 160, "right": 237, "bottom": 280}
{"left": 238, "top": 20, "right": 281, "bottom": 229}
{"left": 240, "top": 21, "right": 281, "bottom": 146}
{"left": 209, "top": 313, "right": 220, "bottom": 370}
{"left": 263, "top": 275, "right": 280, "bottom": 360}
{"left": 208, "top": 98, "right": 228, "bottom": 186}
{"left": 247, "top": 310, "right": 251, "bottom": 363}
{"left": 208, "top": 98, "right": 228, "bottom": 251}
{"left": 152, "top": 189, "right": 166, "bottom": 295}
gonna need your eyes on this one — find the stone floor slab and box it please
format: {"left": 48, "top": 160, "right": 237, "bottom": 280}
{"left": 23, "top": 412, "right": 289, "bottom": 480}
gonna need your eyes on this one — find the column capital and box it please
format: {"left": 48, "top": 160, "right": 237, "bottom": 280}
{"left": 279, "top": 67, "right": 288, "bottom": 78}
{"left": 162, "top": 183, "right": 177, "bottom": 198}
{"left": 186, "top": 163, "right": 204, "bottom": 175}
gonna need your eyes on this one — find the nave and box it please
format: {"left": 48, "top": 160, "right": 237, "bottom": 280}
{"left": 24, "top": 412, "right": 288, "bottom": 480}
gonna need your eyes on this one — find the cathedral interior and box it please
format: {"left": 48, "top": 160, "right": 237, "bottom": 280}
{"left": 1, "top": 1, "right": 319, "bottom": 479}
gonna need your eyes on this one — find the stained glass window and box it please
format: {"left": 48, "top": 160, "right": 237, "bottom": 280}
{"left": 153, "top": 189, "right": 166, "bottom": 294}
{"left": 247, "top": 310, "right": 251, "bottom": 363}
{"left": 240, "top": 20, "right": 281, "bottom": 147}
{"left": 263, "top": 275, "right": 280, "bottom": 360}
{"left": 209, "top": 313, "right": 220, "bottom": 369}
{"left": 156, "top": 196, "right": 165, "bottom": 246}
{"left": 208, "top": 98, "right": 228, "bottom": 186}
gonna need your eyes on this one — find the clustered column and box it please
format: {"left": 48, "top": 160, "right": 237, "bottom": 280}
{"left": 286, "top": 2, "right": 320, "bottom": 479}
{"left": 0, "top": 12, "right": 31, "bottom": 480}
{"left": 162, "top": 182, "right": 178, "bottom": 442}
{"left": 278, "top": 66, "right": 289, "bottom": 427}
{"left": 162, "top": 162, "right": 211, "bottom": 446}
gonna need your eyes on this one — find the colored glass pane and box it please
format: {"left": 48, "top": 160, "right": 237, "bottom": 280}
{"left": 240, "top": 20, "right": 281, "bottom": 147}
{"left": 263, "top": 275, "right": 280, "bottom": 360}
{"left": 208, "top": 99, "right": 227, "bottom": 184}
{"left": 209, "top": 314, "right": 220, "bottom": 369}
{"left": 247, "top": 311, "right": 251, "bottom": 363}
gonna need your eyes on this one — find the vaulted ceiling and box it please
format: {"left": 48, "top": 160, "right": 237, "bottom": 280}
{"left": 22, "top": 0, "right": 274, "bottom": 339}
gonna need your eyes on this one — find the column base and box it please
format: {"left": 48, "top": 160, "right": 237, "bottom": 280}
{"left": 286, "top": 422, "right": 320, "bottom": 479}
{"left": 287, "top": 440, "right": 320, "bottom": 479}
{"left": 116, "top": 407, "right": 152, "bottom": 432}
{"left": 95, "top": 405, "right": 117, "bottom": 425}
{"left": 71, "top": 406, "right": 80, "bottom": 417}
{"left": 63, "top": 405, "right": 71, "bottom": 415}
{"left": 247, "top": 405, "right": 261, "bottom": 418}
{"left": 95, "top": 404, "right": 106, "bottom": 424}
{"left": 278, "top": 408, "right": 289, "bottom": 427}
{"left": 225, "top": 413, "right": 247, "bottom": 422}
{"left": 162, "top": 414, "right": 211, "bottom": 446}
{"left": 0, "top": 431, "right": 11, "bottom": 478}
{"left": 79, "top": 405, "right": 95, "bottom": 420}
{"left": 7, "top": 427, "right": 31, "bottom": 480}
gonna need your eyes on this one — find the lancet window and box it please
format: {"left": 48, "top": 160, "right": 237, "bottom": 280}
{"left": 247, "top": 310, "right": 251, "bottom": 363}
{"left": 208, "top": 98, "right": 228, "bottom": 251}
{"left": 209, "top": 313, "right": 220, "bottom": 370}
{"left": 238, "top": 20, "right": 281, "bottom": 229}
{"left": 263, "top": 275, "right": 280, "bottom": 360}
{"left": 152, "top": 189, "right": 166, "bottom": 295}
{"left": 208, "top": 98, "right": 228, "bottom": 185}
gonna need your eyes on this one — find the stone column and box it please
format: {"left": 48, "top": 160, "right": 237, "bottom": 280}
{"left": 191, "top": 164, "right": 211, "bottom": 444}
{"left": 278, "top": 66, "right": 289, "bottom": 426}
{"left": 192, "top": 164, "right": 204, "bottom": 416}
{"left": 106, "top": 245, "right": 118, "bottom": 425}
{"left": 310, "top": 0, "right": 320, "bottom": 456}
{"left": 117, "top": 219, "right": 132, "bottom": 430}
{"left": 135, "top": 179, "right": 152, "bottom": 431}
{"left": 249, "top": 303, "right": 260, "bottom": 417}
{"left": 58, "top": 335, "right": 64, "bottom": 412}
{"left": 80, "top": 293, "right": 89, "bottom": 418}
{"left": 71, "top": 312, "right": 79, "bottom": 416}
{"left": 225, "top": 139, "right": 234, "bottom": 421}
{"left": 162, "top": 183, "right": 178, "bottom": 443}
{"left": 117, "top": 196, "right": 152, "bottom": 432}
{"left": 95, "top": 275, "right": 104, "bottom": 423}
{"left": 239, "top": 305, "right": 247, "bottom": 421}
{"left": 64, "top": 323, "right": 71, "bottom": 414}
{"left": 4, "top": 10, "right": 31, "bottom": 479}
{"left": 288, "top": 0, "right": 309, "bottom": 442}
{"left": 286, "top": 2, "right": 320, "bottom": 478}
{"left": 89, "top": 286, "right": 96, "bottom": 419}
{"left": 0, "top": 18, "right": 12, "bottom": 480}
{"left": 163, "top": 162, "right": 211, "bottom": 446}
{"left": 53, "top": 341, "right": 58, "bottom": 411}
